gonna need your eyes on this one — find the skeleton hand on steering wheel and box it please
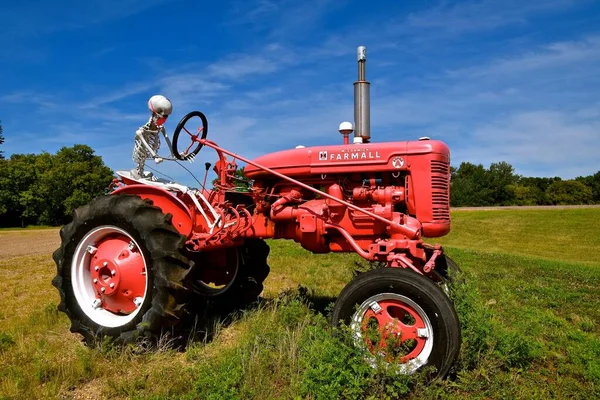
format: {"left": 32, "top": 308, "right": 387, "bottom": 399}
{"left": 172, "top": 111, "right": 209, "bottom": 161}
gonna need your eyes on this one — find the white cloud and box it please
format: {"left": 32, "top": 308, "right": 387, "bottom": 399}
{"left": 229, "top": 0, "right": 279, "bottom": 24}
{"left": 0, "top": 92, "right": 57, "bottom": 110}
{"left": 81, "top": 83, "right": 156, "bottom": 109}
{"left": 205, "top": 54, "right": 280, "bottom": 80}
{"left": 456, "top": 110, "right": 600, "bottom": 178}
{"left": 0, "top": 0, "right": 175, "bottom": 37}
{"left": 405, "top": 0, "right": 585, "bottom": 34}
{"left": 58, "top": 33, "right": 600, "bottom": 179}
{"left": 449, "top": 36, "right": 600, "bottom": 79}
{"left": 228, "top": 0, "right": 339, "bottom": 38}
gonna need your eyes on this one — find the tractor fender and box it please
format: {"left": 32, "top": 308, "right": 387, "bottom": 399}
{"left": 111, "top": 185, "right": 193, "bottom": 237}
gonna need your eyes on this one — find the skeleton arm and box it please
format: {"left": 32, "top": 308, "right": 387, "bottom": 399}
{"left": 160, "top": 126, "right": 174, "bottom": 157}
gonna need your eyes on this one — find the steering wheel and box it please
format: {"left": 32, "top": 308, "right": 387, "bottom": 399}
{"left": 172, "top": 111, "right": 209, "bottom": 160}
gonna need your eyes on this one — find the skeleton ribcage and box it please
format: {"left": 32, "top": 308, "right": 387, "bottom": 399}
{"left": 132, "top": 129, "right": 160, "bottom": 164}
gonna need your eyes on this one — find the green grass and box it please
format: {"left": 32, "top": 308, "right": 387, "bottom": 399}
{"left": 0, "top": 209, "right": 599, "bottom": 399}
{"left": 435, "top": 208, "right": 600, "bottom": 266}
{"left": 0, "top": 226, "right": 56, "bottom": 232}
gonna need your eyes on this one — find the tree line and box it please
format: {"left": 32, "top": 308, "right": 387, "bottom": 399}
{"left": 451, "top": 161, "right": 600, "bottom": 207}
{"left": 0, "top": 118, "right": 598, "bottom": 227}
{"left": 0, "top": 144, "right": 114, "bottom": 227}
{"left": 0, "top": 120, "right": 4, "bottom": 160}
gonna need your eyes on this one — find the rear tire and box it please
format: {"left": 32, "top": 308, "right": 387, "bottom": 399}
{"left": 52, "top": 194, "right": 192, "bottom": 345}
{"left": 188, "top": 239, "right": 270, "bottom": 314}
{"left": 332, "top": 268, "right": 461, "bottom": 379}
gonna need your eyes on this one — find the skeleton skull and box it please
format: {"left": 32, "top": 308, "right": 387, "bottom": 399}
{"left": 148, "top": 95, "right": 173, "bottom": 126}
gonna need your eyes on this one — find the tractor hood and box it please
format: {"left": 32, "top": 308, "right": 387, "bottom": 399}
{"left": 244, "top": 139, "right": 450, "bottom": 179}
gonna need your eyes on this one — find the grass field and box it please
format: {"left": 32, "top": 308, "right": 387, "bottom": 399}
{"left": 0, "top": 208, "right": 598, "bottom": 399}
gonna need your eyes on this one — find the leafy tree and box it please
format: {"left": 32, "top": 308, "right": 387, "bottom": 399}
{"left": 487, "top": 161, "right": 519, "bottom": 205}
{"left": 519, "top": 177, "right": 561, "bottom": 195}
{"left": 508, "top": 184, "right": 545, "bottom": 206}
{"left": 448, "top": 161, "right": 598, "bottom": 207}
{"left": 231, "top": 167, "right": 253, "bottom": 192}
{"left": 450, "top": 162, "right": 494, "bottom": 206}
{"left": 0, "top": 160, "right": 10, "bottom": 216}
{"left": 0, "top": 120, "right": 4, "bottom": 160}
{"left": 546, "top": 180, "right": 593, "bottom": 205}
{"left": 212, "top": 166, "right": 253, "bottom": 192}
{"left": 0, "top": 153, "right": 42, "bottom": 226}
{"left": 514, "top": 176, "right": 563, "bottom": 205}
{"left": 0, "top": 145, "right": 114, "bottom": 227}
{"left": 576, "top": 171, "right": 600, "bottom": 203}
{"left": 38, "top": 145, "right": 114, "bottom": 225}
{"left": 590, "top": 171, "right": 600, "bottom": 202}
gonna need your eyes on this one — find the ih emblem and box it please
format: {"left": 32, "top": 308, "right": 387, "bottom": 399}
{"left": 318, "top": 151, "right": 328, "bottom": 161}
{"left": 392, "top": 156, "right": 405, "bottom": 169}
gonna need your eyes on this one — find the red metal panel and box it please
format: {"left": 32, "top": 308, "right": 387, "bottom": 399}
{"left": 111, "top": 185, "right": 193, "bottom": 237}
{"left": 300, "top": 214, "right": 317, "bottom": 233}
{"left": 244, "top": 140, "right": 449, "bottom": 177}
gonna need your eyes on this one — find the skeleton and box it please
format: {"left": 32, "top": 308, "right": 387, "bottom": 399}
{"left": 132, "top": 95, "right": 174, "bottom": 179}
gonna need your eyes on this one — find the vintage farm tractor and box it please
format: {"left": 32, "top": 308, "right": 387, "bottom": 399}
{"left": 52, "top": 46, "right": 460, "bottom": 378}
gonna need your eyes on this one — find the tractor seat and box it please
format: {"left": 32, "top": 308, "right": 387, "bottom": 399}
{"left": 116, "top": 170, "right": 190, "bottom": 193}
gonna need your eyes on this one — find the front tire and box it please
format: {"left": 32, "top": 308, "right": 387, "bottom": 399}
{"left": 332, "top": 268, "right": 461, "bottom": 379}
{"left": 52, "top": 194, "right": 192, "bottom": 344}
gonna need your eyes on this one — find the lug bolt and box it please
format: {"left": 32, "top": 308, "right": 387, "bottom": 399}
{"left": 93, "top": 278, "right": 98, "bottom": 284}
{"left": 103, "top": 261, "right": 108, "bottom": 267}
{"left": 110, "top": 283, "right": 115, "bottom": 289}
{"left": 369, "top": 301, "right": 383, "bottom": 314}
{"left": 111, "top": 270, "right": 116, "bottom": 276}
{"left": 101, "top": 287, "right": 106, "bottom": 293}
{"left": 94, "top": 266, "right": 99, "bottom": 271}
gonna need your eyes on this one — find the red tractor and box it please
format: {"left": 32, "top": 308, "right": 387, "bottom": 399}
{"left": 52, "top": 46, "right": 460, "bottom": 378}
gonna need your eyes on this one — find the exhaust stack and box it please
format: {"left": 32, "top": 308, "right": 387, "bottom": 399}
{"left": 354, "top": 46, "right": 370, "bottom": 143}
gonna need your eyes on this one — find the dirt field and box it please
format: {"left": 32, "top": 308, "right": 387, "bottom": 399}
{"left": 0, "top": 229, "right": 60, "bottom": 260}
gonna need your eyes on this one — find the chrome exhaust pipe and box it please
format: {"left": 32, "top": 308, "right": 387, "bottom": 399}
{"left": 354, "top": 46, "right": 370, "bottom": 143}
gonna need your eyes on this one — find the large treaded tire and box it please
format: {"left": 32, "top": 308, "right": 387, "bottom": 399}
{"left": 332, "top": 268, "right": 461, "bottom": 379}
{"left": 52, "top": 194, "right": 192, "bottom": 344}
{"left": 234, "top": 239, "right": 271, "bottom": 309}
{"left": 189, "top": 239, "right": 271, "bottom": 314}
{"left": 435, "top": 254, "right": 461, "bottom": 282}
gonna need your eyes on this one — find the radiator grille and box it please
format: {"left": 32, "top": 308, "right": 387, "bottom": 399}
{"left": 431, "top": 160, "right": 450, "bottom": 221}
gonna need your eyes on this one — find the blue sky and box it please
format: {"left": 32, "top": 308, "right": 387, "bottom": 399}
{"left": 1, "top": 0, "right": 599, "bottom": 186}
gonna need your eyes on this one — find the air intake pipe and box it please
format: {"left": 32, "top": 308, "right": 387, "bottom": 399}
{"left": 354, "top": 46, "right": 370, "bottom": 143}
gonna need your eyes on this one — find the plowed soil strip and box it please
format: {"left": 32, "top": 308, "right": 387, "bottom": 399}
{"left": 0, "top": 229, "right": 60, "bottom": 260}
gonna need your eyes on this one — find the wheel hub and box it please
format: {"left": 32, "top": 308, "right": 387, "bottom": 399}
{"left": 88, "top": 234, "right": 146, "bottom": 314}
{"left": 90, "top": 260, "right": 119, "bottom": 295}
{"left": 362, "top": 299, "right": 428, "bottom": 363}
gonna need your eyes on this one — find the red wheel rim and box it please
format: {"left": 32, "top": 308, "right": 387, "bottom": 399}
{"left": 71, "top": 226, "right": 149, "bottom": 328}
{"left": 351, "top": 293, "right": 433, "bottom": 374}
